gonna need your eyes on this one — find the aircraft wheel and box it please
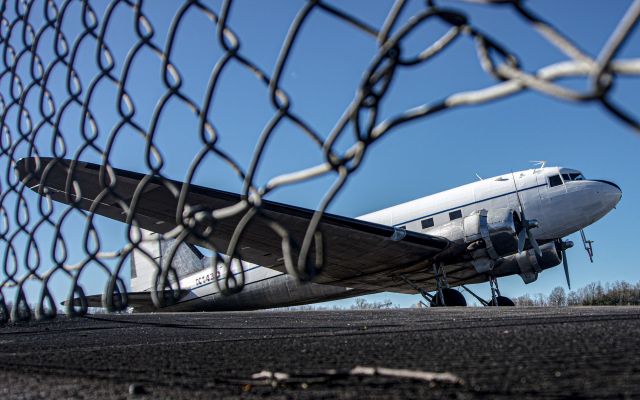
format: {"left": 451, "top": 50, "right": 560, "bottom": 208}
{"left": 431, "top": 288, "right": 467, "bottom": 307}
{"left": 485, "top": 296, "right": 515, "bottom": 306}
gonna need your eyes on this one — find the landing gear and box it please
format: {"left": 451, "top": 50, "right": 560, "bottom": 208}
{"left": 486, "top": 276, "right": 514, "bottom": 307}
{"left": 430, "top": 263, "right": 467, "bottom": 307}
{"left": 460, "top": 276, "right": 515, "bottom": 307}
{"left": 400, "top": 263, "right": 467, "bottom": 307}
{"left": 486, "top": 296, "right": 515, "bottom": 306}
{"left": 431, "top": 288, "right": 467, "bottom": 307}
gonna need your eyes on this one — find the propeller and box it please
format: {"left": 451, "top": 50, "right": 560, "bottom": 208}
{"left": 517, "top": 218, "right": 541, "bottom": 257}
{"left": 556, "top": 239, "right": 574, "bottom": 289}
{"left": 511, "top": 172, "right": 542, "bottom": 259}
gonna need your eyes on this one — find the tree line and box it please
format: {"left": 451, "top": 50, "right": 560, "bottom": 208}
{"left": 513, "top": 280, "right": 640, "bottom": 307}
{"left": 4, "top": 280, "right": 638, "bottom": 317}
{"left": 284, "top": 280, "right": 640, "bottom": 310}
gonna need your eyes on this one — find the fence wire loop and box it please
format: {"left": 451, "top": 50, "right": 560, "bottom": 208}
{"left": 0, "top": 0, "right": 638, "bottom": 322}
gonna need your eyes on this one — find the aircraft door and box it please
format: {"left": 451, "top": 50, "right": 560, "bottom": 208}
{"left": 535, "top": 173, "right": 566, "bottom": 237}
{"left": 523, "top": 173, "right": 550, "bottom": 236}
{"left": 536, "top": 173, "right": 550, "bottom": 204}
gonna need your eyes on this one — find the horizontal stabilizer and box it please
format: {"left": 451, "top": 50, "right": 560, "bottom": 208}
{"left": 64, "top": 290, "right": 190, "bottom": 312}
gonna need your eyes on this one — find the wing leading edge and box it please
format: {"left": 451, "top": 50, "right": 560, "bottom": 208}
{"left": 15, "top": 157, "right": 450, "bottom": 293}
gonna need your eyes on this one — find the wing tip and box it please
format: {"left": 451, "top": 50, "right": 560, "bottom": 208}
{"left": 14, "top": 156, "right": 31, "bottom": 181}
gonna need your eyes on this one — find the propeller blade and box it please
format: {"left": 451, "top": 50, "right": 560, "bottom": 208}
{"left": 527, "top": 229, "right": 542, "bottom": 259}
{"left": 518, "top": 229, "right": 527, "bottom": 253}
{"left": 510, "top": 171, "right": 541, "bottom": 258}
{"left": 562, "top": 248, "right": 571, "bottom": 290}
{"left": 511, "top": 172, "right": 527, "bottom": 220}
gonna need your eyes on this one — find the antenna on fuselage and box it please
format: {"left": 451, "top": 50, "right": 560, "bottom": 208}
{"left": 475, "top": 173, "right": 483, "bottom": 181}
{"left": 530, "top": 160, "right": 546, "bottom": 171}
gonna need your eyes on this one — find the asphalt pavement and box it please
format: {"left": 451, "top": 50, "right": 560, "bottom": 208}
{"left": 1, "top": 306, "right": 639, "bottom": 399}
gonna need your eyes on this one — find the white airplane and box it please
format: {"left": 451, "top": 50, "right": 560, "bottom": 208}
{"left": 16, "top": 158, "right": 621, "bottom": 310}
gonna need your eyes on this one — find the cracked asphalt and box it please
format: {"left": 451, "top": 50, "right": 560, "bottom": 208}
{"left": 1, "top": 306, "right": 639, "bottom": 399}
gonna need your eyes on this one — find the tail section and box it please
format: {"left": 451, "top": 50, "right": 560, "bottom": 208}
{"left": 130, "top": 229, "right": 206, "bottom": 292}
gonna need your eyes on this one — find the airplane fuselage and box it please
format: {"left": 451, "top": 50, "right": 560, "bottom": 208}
{"left": 359, "top": 167, "right": 621, "bottom": 241}
{"left": 157, "top": 166, "right": 622, "bottom": 311}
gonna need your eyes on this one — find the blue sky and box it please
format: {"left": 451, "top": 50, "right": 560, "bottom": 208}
{"left": 2, "top": 0, "right": 639, "bottom": 309}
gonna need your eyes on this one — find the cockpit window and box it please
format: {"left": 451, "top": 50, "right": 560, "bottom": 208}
{"left": 560, "top": 172, "right": 586, "bottom": 182}
{"left": 570, "top": 173, "right": 585, "bottom": 181}
{"left": 548, "top": 175, "right": 563, "bottom": 187}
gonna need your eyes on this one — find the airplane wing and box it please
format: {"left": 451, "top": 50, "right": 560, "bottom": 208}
{"left": 15, "top": 157, "right": 450, "bottom": 293}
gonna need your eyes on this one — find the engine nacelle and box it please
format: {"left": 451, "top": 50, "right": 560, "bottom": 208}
{"left": 491, "top": 242, "right": 562, "bottom": 278}
{"left": 426, "top": 208, "right": 520, "bottom": 259}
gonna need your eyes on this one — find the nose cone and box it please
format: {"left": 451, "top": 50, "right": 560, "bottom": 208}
{"left": 583, "top": 180, "right": 622, "bottom": 226}
{"left": 594, "top": 180, "right": 622, "bottom": 210}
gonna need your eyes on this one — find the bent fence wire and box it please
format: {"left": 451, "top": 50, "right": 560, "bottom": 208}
{"left": 0, "top": 0, "right": 638, "bottom": 322}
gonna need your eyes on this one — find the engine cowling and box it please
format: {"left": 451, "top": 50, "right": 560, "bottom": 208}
{"left": 491, "top": 242, "right": 563, "bottom": 278}
{"left": 426, "top": 208, "right": 520, "bottom": 259}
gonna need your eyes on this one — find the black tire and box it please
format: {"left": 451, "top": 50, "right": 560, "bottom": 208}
{"left": 485, "top": 296, "right": 515, "bottom": 307}
{"left": 431, "top": 288, "right": 467, "bottom": 307}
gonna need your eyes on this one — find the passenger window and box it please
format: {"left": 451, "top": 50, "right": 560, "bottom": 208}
{"left": 449, "top": 210, "right": 462, "bottom": 221}
{"left": 548, "top": 175, "right": 563, "bottom": 187}
{"left": 421, "top": 218, "right": 434, "bottom": 229}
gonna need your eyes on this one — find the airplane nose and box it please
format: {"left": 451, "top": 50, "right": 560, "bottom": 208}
{"left": 594, "top": 179, "right": 622, "bottom": 208}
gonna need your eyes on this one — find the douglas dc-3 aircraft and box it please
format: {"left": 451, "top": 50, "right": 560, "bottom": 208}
{"left": 17, "top": 158, "right": 621, "bottom": 309}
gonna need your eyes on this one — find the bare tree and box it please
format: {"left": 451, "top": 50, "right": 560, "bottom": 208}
{"left": 567, "top": 291, "right": 581, "bottom": 306}
{"left": 351, "top": 298, "right": 397, "bottom": 310}
{"left": 513, "top": 294, "right": 535, "bottom": 307}
{"left": 533, "top": 293, "right": 548, "bottom": 307}
{"left": 548, "top": 287, "right": 567, "bottom": 307}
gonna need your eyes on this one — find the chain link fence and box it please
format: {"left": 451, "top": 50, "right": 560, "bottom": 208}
{"left": 1, "top": 0, "right": 639, "bottom": 323}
